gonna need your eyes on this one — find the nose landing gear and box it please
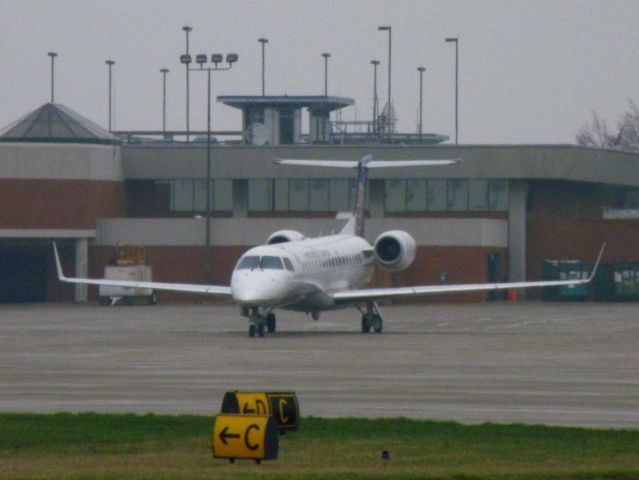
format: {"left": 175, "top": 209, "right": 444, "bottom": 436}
{"left": 246, "top": 308, "right": 276, "bottom": 337}
{"left": 248, "top": 323, "right": 265, "bottom": 338}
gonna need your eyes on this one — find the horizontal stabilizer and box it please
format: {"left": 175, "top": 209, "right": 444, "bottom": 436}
{"left": 367, "top": 160, "right": 458, "bottom": 168}
{"left": 275, "top": 159, "right": 359, "bottom": 168}
{"left": 275, "top": 158, "right": 458, "bottom": 169}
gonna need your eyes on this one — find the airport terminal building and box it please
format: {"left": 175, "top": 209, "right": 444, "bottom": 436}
{"left": 1, "top": 101, "right": 639, "bottom": 303}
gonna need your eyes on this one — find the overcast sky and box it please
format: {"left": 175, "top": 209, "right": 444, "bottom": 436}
{"left": 1, "top": 0, "right": 637, "bottom": 144}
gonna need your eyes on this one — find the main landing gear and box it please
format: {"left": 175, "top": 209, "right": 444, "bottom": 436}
{"left": 247, "top": 309, "right": 276, "bottom": 338}
{"left": 359, "top": 301, "right": 384, "bottom": 334}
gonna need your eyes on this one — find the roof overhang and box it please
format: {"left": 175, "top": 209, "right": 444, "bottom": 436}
{"left": 217, "top": 95, "right": 355, "bottom": 113}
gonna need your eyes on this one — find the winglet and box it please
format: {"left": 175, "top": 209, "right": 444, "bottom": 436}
{"left": 52, "top": 242, "right": 67, "bottom": 281}
{"left": 587, "top": 243, "right": 606, "bottom": 282}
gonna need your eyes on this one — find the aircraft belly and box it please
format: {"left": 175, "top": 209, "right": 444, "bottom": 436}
{"left": 283, "top": 291, "right": 336, "bottom": 312}
{"left": 281, "top": 264, "right": 373, "bottom": 312}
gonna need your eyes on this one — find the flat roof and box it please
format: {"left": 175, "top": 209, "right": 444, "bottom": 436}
{"left": 217, "top": 95, "right": 355, "bottom": 112}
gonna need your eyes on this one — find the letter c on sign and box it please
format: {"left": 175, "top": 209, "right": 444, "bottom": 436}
{"left": 244, "top": 424, "right": 260, "bottom": 451}
{"left": 278, "top": 399, "right": 289, "bottom": 424}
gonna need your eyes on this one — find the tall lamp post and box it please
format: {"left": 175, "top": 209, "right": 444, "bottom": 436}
{"left": 378, "top": 25, "right": 392, "bottom": 140}
{"left": 258, "top": 38, "right": 268, "bottom": 96}
{"left": 417, "top": 66, "right": 425, "bottom": 142}
{"left": 183, "top": 26, "right": 192, "bottom": 142}
{"left": 160, "top": 68, "right": 169, "bottom": 135}
{"left": 371, "top": 60, "right": 380, "bottom": 138}
{"left": 321, "top": 52, "right": 331, "bottom": 97}
{"left": 105, "top": 60, "right": 115, "bottom": 132}
{"left": 180, "top": 52, "right": 238, "bottom": 283}
{"left": 445, "top": 37, "right": 459, "bottom": 144}
{"left": 48, "top": 52, "right": 57, "bottom": 103}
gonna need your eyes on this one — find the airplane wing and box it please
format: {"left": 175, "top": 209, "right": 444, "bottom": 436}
{"left": 333, "top": 245, "right": 605, "bottom": 305}
{"left": 53, "top": 243, "right": 232, "bottom": 296}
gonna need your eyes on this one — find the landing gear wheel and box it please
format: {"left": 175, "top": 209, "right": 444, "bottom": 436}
{"left": 249, "top": 324, "right": 256, "bottom": 337}
{"left": 372, "top": 314, "right": 383, "bottom": 333}
{"left": 266, "top": 313, "right": 276, "bottom": 333}
{"left": 257, "top": 324, "right": 265, "bottom": 337}
{"left": 361, "top": 314, "right": 372, "bottom": 333}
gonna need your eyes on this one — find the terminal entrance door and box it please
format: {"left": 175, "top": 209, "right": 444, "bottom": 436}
{"left": 0, "top": 247, "right": 48, "bottom": 303}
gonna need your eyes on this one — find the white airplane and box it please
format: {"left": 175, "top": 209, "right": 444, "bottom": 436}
{"left": 54, "top": 155, "right": 604, "bottom": 337}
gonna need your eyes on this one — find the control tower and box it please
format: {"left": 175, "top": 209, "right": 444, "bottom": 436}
{"left": 218, "top": 95, "right": 354, "bottom": 145}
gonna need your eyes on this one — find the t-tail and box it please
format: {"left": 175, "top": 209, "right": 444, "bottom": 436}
{"left": 353, "top": 155, "right": 373, "bottom": 237}
{"left": 275, "top": 155, "right": 459, "bottom": 237}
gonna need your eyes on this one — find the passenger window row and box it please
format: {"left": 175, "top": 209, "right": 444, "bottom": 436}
{"left": 300, "top": 253, "right": 365, "bottom": 273}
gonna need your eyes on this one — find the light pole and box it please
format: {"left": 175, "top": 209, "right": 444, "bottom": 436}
{"left": 258, "top": 38, "right": 268, "bottom": 96}
{"left": 378, "top": 25, "right": 392, "bottom": 140}
{"left": 418, "top": 66, "right": 425, "bottom": 142}
{"left": 371, "top": 60, "right": 380, "bottom": 137}
{"left": 105, "top": 60, "right": 115, "bottom": 132}
{"left": 321, "top": 52, "right": 331, "bottom": 97}
{"left": 180, "top": 52, "right": 238, "bottom": 283}
{"left": 183, "top": 26, "right": 192, "bottom": 142}
{"left": 446, "top": 37, "right": 459, "bottom": 144}
{"left": 160, "top": 68, "right": 169, "bottom": 135}
{"left": 48, "top": 52, "right": 57, "bottom": 103}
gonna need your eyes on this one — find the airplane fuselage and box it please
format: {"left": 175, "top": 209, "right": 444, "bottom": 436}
{"left": 230, "top": 234, "right": 375, "bottom": 312}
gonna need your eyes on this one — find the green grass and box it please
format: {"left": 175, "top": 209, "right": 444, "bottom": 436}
{"left": 0, "top": 413, "right": 638, "bottom": 479}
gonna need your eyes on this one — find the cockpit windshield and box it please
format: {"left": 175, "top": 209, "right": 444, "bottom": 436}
{"left": 236, "top": 256, "right": 260, "bottom": 270}
{"left": 235, "top": 255, "right": 290, "bottom": 271}
{"left": 259, "top": 256, "right": 284, "bottom": 270}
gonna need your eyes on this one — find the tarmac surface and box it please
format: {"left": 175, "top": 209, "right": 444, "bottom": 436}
{"left": 0, "top": 301, "right": 637, "bottom": 428}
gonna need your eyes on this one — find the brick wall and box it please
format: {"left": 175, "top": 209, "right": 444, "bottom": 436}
{"left": 0, "top": 179, "right": 125, "bottom": 229}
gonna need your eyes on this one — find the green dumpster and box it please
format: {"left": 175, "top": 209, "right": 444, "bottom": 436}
{"left": 594, "top": 263, "right": 639, "bottom": 301}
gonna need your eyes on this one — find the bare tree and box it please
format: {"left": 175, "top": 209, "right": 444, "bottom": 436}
{"left": 576, "top": 111, "right": 620, "bottom": 149}
{"left": 577, "top": 101, "right": 639, "bottom": 153}
{"left": 617, "top": 101, "right": 639, "bottom": 153}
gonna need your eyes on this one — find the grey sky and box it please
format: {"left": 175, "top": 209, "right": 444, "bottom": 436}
{"left": 1, "top": 0, "right": 637, "bottom": 144}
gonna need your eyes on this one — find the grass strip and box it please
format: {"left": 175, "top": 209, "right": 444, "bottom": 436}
{"left": 0, "top": 413, "right": 638, "bottom": 479}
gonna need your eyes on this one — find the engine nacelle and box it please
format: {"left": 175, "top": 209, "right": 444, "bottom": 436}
{"left": 373, "top": 230, "right": 417, "bottom": 271}
{"left": 266, "top": 230, "right": 306, "bottom": 245}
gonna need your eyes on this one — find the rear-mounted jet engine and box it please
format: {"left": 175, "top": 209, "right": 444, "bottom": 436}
{"left": 374, "top": 230, "right": 417, "bottom": 271}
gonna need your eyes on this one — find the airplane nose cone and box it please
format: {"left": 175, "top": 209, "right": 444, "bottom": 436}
{"left": 231, "top": 270, "right": 289, "bottom": 307}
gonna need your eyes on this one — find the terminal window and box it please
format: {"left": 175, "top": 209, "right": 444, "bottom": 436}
{"left": 154, "top": 179, "right": 232, "bottom": 213}
{"left": 385, "top": 179, "right": 509, "bottom": 213}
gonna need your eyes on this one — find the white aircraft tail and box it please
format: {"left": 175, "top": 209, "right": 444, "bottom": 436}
{"left": 275, "top": 155, "right": 458, "bottom": 237}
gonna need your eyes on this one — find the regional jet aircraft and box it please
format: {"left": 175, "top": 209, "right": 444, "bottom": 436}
{"left": 54, "top": 155, "right": 604, "bottom": 337}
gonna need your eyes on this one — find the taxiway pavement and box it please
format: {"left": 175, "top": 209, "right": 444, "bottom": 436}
{"left": 0, "top": 301, "right": 637, "bottom": 428}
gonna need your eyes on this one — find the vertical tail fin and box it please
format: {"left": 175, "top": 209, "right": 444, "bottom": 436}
{"left": 353, "top": 155, "right": 373, "bottom": 237}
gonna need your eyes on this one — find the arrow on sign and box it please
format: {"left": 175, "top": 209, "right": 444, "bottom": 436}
{"left": 219, "top": 426, "right": 241, "bottom": 445}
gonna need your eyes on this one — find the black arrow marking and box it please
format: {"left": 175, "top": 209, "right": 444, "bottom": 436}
{"left": 219, "top": 426, "right": 240, "bottom": 445}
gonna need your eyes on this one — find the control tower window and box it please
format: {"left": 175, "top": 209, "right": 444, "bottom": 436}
{"left": 279, "top": 108, "right": 294, "bottom": 144}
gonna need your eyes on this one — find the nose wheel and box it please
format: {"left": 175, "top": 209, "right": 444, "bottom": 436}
{"left": 249, "top": 324, "right": 266, "bottom": 337}
{"left": 247, "top": 310, "right": 276, "bottom": 337}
